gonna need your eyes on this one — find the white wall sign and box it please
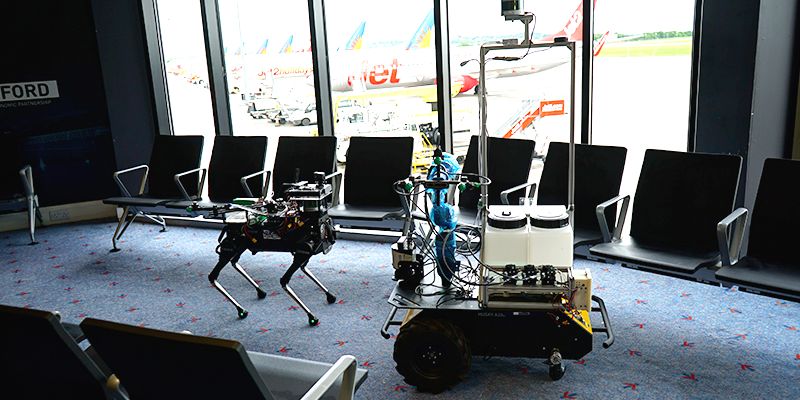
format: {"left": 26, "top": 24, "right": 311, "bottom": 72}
{"left": 0, "top": 80, "right": 60, "bottom": 102}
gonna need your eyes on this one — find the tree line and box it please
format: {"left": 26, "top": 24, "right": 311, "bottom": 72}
{"left": 594, "top": 31, "right": 692, "bottom": 41}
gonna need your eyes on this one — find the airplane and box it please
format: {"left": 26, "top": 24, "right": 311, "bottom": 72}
{"left": 278, "top": 35, "right": 294, "bottom": 54}
{"left": 406, "top": 10, "right": 434, "bottom": 50}
{"left": 256, "top": 39, "right": 269, "bottom": 55}
{"left": 228, "top": 1, "right": 602, "bottom": 97}
{"left": 329, "top": 0, "right": 596, "bottom": 94}
{"left": 257, "top": 21, "right": 367, "bottom": 80}
{"left": 342, "top": 21, "right": 367, "bottom": 51}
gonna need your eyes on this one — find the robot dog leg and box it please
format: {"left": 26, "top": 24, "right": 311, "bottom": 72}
{"left": 279, "top": 241, "right": 336, "bottom": 326}
{"left": 208, "top": 226, "right": 267, "bottom": 319}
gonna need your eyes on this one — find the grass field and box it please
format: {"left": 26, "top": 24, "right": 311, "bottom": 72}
{"left": 598, "top": 37, "right": 692, "bottom": 57}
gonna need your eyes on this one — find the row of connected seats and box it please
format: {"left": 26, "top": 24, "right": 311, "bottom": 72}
{"left": 103, "top": 135, "right": 417, "bottom": 249}
{"left": 589, "top": 154, "right": 800, "bottom": 302}
{"left": 1, "top": 304, "right": 367, "bottom": 399}
{"left": 454, "top": 136, "right": 627, "bottom": 257}
{"left": 476, "top": 136, "right": 798, "bottom": 302}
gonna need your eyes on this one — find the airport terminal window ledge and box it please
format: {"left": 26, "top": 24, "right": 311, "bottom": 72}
{"left": 0, "top": 200, "right": 115, "bottom": 233}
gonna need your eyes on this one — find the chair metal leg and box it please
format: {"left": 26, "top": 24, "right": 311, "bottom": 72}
{"left": 111, "top": 206, "right": 132, "bottom": 252}
{"left": 144, "top": 214, "right": 167, "bottom": 232}
{"left": 117, "top": 212, "right": 138, "bottom": 240}
{"left": 33, "top": 195, "right": 43, "bottom": 223}
{"left": 27, "top": 196, "right": 37, "bottom": 245}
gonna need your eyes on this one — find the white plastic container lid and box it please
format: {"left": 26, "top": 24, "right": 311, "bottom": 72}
{"left": 488, "top": 207, "right": 527, "bottom": 229}
{"left": 530, "top": 205, "right": 569, "bottom": 229}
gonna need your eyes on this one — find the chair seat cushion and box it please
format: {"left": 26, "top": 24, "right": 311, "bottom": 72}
{"left": 247, "top": 352, "right": 367, "bottom": 400}
{"left": 103, "top": 196, "right": 176, "bottom": 207}
{"left": 574, "top": 227, "right": 603, "bottom": 248}
{"left": 328, "top": 204, "right": 405, "bottom": 221}
{"left": 716, "top": 257, "right": 800, "bottom": 295}
{"left": 589, "top": 237, "right": 719, "bottom": 273}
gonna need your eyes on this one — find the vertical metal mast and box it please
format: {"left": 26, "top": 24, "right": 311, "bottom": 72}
{"left": 568, "top": 42, "right": 576, "bottom": 223}
{"left": 478, "top": 45, "right": 489, "bottom": 230}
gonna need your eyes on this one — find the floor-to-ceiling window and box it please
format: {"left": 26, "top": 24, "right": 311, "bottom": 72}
{"left": 156, "top": 0, "right": 216, "bottom": 168}
{"left": 449, "top": 0, "right": 585, "bottom": 187}
{"left": 593, "top": 0, "right": 694, "bottom": 197}
{"left": 324, "top": 0, "right": 437, "bottom": 172}
{"left": 217, "top": 0, "right": 317, "bottom": 169}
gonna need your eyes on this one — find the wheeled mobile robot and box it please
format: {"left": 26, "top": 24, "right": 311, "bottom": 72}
{"left": 380, "top": 38, "right": 614, "bottom": 392}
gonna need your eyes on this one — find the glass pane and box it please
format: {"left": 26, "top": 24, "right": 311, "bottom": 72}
{"left": 218, "top": 0, "right": 317, "bottom": 169}
{"left": 450, "top": 0, "right": 585, "bottom": 182}
{"left": 592, "top": 0, "right": 694, "bottom": 198}
{"left": 156, "top": 0, "right": 216, "bottom": 161}
{"left": 325, "top": 0, "right": 437, "bottom": 173}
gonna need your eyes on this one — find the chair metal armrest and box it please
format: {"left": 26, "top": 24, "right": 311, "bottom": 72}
{"left": 326, "top": 171, "right": 343, "bottom": 207}
{"left": 717, "top": 207, "right": 748, "bottom": 266}
{"left": 500, "top": 181, "right": 537, "bottom": 205}
{"left": 596, "top": 194, "right": 630, "bottom": 242}
{"left": 174, "top": 167, "right": 207, "bottom": 201}
{"left": 301, "top": 355, "right": 358, "bottom": 400}
{"left": 113, "top": 165, "right": 149, "bottom": 197}
{"left": 240, "top": 170, "right": 271, "bottom": 198}
{"left": 18, "top": 165, "right": 34, "bottom": 196}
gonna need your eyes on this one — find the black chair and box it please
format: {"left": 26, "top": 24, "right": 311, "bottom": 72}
{"left": 456, "top": 135, "right": 536, "bottom": 224}
{"left": 0, "top": 165, "right": 42, "bottom": 245}
{"left": 715, "top": 158, "right": 800, "bottom": 301}
{"left": 0, "top": 136, "right": 42, "bottom": 244}
{"left": 103, "top": 135, "right": 204, "bottom": 251}
{"left": 328, "top": 136, "right": 414, "bottom": 232}
{"left": 589, "top": 149, "right": 742, "bottom": 282}
{"left": 165, "top": 136, "right": 269, "bottom": 212}
{"left": 80, "top": 317, "right": 367, "bottom": 400}
{"left": 270, "top": 136, "right": 338, "bottom": 200}
{"left": 523, "top": 142, "right": 627, "bottom": 257}
{"left": 0, "top": 305, "right": 125, "bottom": 399}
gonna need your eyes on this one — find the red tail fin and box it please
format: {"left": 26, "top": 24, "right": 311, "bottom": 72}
{"left": 543, "top": 0, "right": 596, "bottom": 43}
{"left": 594, "top": 30, "right": 610, "bottom": 56}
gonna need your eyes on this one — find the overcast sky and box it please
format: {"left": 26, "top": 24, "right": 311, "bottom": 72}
{"left": 158, "top": 0, "right": 696, "bottom": 58}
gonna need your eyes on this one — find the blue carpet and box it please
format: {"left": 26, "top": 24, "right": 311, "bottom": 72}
{"left": 1, "top": 221, "right": 798, "bottom": 399}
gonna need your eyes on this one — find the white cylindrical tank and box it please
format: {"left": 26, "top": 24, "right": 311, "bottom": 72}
{"left": 528, "top": 205, "right": 573, "bottom": 267}
{"left": 481, "top": 206, "right": 528, "bottom": 267}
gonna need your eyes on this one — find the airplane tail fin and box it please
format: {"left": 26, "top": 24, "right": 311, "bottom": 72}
{"left": 542, "top": 0, "right": 595, "bottom": 43}
{"left": 256, "top": 39, "right": 269, "bottom": 55}
{"left": 594, "top": 30, "right": 610, "bottom": 56}
{"left": 406, "top": 9, "right": 435, "bottom": 50}
{"left": 279, "top": 35, "right": 294, "bottom": 54}
{"left": 344, "top": 21, "right": 366, "bottom": 50}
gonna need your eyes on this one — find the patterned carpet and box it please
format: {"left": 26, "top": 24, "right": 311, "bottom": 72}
{"left": 1, "top": 221, "right": 798, "bottom": 399}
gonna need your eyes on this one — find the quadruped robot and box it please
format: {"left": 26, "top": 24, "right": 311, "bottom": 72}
{"left": 380, "top": 20, "right": 614, "bottom": 392}
{"left": 192, "top": 171, "right": 337, "bottom": 326}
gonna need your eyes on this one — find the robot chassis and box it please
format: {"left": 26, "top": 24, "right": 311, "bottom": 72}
{"left": 196, "top": 172, "right": 337, "bottom": 326}
{"left": 380, "top": 39, "right": 615, "bottom": 392}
